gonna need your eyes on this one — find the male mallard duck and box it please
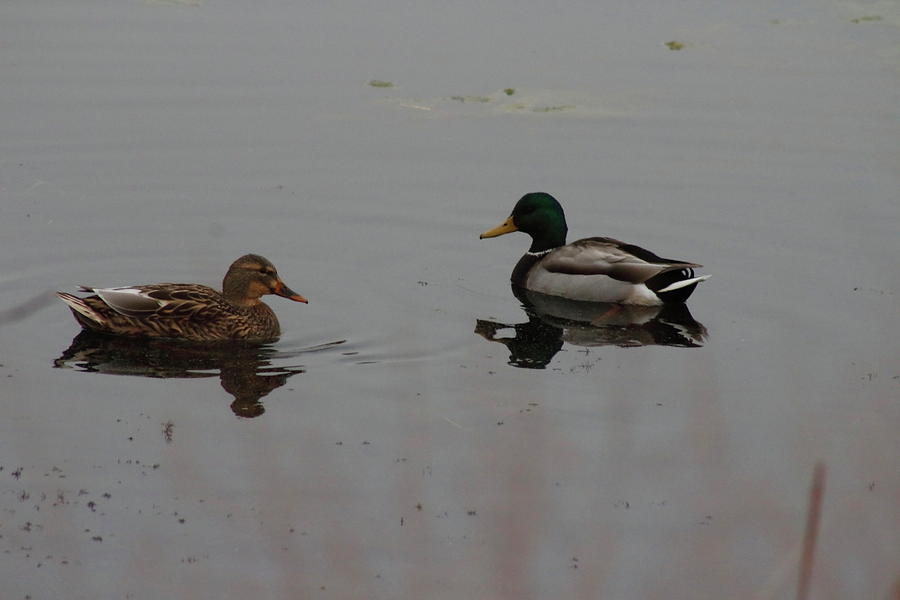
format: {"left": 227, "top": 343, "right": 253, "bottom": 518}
{"left": 480, "top": 193, "right": 709, "bottom": 305}
{"left": 57, "top": 254, "right": 307, "bottom": 342}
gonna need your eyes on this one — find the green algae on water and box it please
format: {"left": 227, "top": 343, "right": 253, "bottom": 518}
{"left": 530, "top": 105, "right": 575, "bottom": 113}
{"left": 450, "top": 95, "right": 491, "bottom": 103}
{"left": 368, "top": 80, "right": 395, "bottom": 88}
{"left": 665, "top": 41, "right": 685, "bottom": 51}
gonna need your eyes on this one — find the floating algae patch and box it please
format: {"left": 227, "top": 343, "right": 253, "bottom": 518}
{"left": 470, "top": 89, "right": 583, "bottom": 115}
{"left": 449, "top": 95, "right": 492, "bottom": 103}
{"left": 665, "top": 40, "right": 686, "bottom": 51}
{"left": 368, "top": 80, "right": 395, "bottom": 88}
{"left": 379, "top": 88, "right": 631, "bottom": 119}
{"left": 529, "top": 105, "right": 576, "bottom": 113}
{"left": 840, "top": 0, "right": 900, "bottom": 27}
{"left": 493, "top": 89, "right": 619, "bottom": 117}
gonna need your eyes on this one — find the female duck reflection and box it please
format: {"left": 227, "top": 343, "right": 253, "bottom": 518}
{"left": 54, "top": 331, "right": 305, "bottom": 418}
{"left": 476, "top": 287, "right": 708, "bottom": 369}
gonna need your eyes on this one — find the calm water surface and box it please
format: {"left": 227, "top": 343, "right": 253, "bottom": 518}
{"left": 1, "top": 1, "right": 898, "bottom": 598}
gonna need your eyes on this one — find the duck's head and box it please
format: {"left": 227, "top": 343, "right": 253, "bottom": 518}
{"left": 480, "top": 192, "right": 568, "bottom": 252}
{"left": 223, "top": 254, "right": 308, "bottom": 306}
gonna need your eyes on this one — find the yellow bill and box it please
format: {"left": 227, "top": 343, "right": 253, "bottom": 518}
{"left": 480, "top": 216, "right": 518, "bottom": 239}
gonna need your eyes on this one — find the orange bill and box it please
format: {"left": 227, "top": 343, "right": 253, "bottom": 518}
{"left": 274, "top": 281, "right": 308, "bottom": 303}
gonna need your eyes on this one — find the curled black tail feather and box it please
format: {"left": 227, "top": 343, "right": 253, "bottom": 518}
{"left": 646, "top": 268, "right": 700, "bottom": 304}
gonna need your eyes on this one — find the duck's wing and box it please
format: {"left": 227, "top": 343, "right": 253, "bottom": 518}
{"left": 90, "top": 285, "right": 220, "bottom": 318}
{"left": 540, "top": 237, "right": 702, "bottom": 284}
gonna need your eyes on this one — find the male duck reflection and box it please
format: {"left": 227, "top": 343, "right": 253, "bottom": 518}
{"left": 481, "top": 193, "right": 709, "bottom": 305}
{"left": 57, "top": 254, "right": 307, "bottom": 342}
{"left": 476, "top": 292, "right": 707, "bottom": 369}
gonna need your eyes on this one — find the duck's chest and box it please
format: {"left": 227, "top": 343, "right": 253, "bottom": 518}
{"left": 234, "top": 304, "right": 281, "bottom": 339}
{"left": 511, "top": 253, "right": 542, "bottom": 287}
{"left": 200, "top": 302, "right": 280, "bottom": 341}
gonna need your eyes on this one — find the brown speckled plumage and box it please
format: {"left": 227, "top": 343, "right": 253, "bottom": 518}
{"left": 57, "top": 254, "right": 307, "bottom": 342}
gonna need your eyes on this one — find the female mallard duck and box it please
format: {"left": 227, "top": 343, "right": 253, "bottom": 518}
{"left": 57, "top": 254, "right": 307, "bottom": 342}
{"left": 480, "top": 193, "right": 709, "bottom": 305}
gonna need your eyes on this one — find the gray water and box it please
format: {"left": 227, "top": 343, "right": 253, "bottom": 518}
{"left": 1, "top": 1, "right": 899, "bottom": 598}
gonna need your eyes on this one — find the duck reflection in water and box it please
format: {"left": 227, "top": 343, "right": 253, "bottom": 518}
{"left": 54, "top": 331, "right": 305, "bottom": 418}
{"left": 476, "top": 286, "right": 708, "bottom": 369}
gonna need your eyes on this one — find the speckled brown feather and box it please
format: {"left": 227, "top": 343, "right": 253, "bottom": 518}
{"left": 57, "top": 254, "right": 305, "bottom": 342}
{"left": 62, "top": 285, "right": 280, "bottom": 341}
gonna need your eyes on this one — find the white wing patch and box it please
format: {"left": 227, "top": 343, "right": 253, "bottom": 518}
{"left": 95, "top": 287, "right": 168, "bottom": 316}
